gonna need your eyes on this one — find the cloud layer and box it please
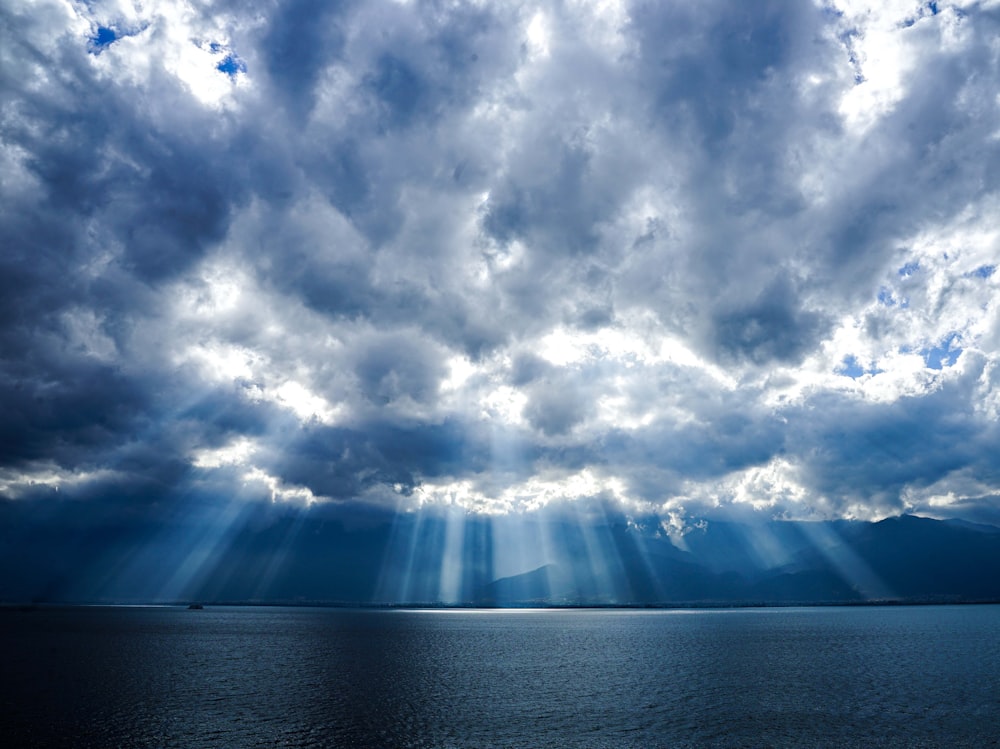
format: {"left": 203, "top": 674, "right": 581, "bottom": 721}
{"left": 2, "top": 0, "right": 1000, "bottom": 538}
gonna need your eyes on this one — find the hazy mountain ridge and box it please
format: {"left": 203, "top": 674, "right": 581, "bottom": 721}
{"left": 4, "top": 510, "right": 1000, "bottom": 606}
{"left": 475, "top": 515, "right": 1000, "bottom": 606}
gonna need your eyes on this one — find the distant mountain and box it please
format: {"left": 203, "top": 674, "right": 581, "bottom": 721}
{"left": 832, "top": 514, "right": 1000, "bottom": 601}
{"left": 4, "top": 506, "right": 1000, "bottom": 606}
{"left": 476, "top": 556, "right": 747, "bottom": 607}
{"left": 473, "top": 515, "right": 1000, "bottom": 607}
{"left": 941, "top": 517, "right": 1000, "bottom": 534}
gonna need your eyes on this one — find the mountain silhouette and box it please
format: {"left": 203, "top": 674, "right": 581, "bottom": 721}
{"left": 4, "top": 510, "right": 1000, "bottom": 606}
{"left": 474, "top": 515, "right": 1000, "bottom": 606}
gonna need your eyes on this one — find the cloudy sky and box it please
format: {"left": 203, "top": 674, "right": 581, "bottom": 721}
{"left": 3, "top": 0, "right": 1000, "bottom": 579}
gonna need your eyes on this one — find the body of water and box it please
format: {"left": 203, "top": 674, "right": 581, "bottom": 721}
{"left": 2, "top": 605, "right": 999, "bottom": 747}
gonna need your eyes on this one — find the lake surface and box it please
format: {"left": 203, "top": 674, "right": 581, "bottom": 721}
{"left": 2, "top": 605, "right": 999, "bottom": 747}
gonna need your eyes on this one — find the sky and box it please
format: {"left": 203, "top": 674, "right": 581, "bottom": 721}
{"left": 2, "top": 0, "right": 1000, "bottom": 600}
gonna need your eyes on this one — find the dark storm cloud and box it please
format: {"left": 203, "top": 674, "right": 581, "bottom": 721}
{"left": 0, "top": 1, "right": 254, "bottom": 490}
{"left": 710, "top": 273, "right": 829, "bottom": 365}
{"left": 261, "top": 418, "right": 481, "bottom": 500}
{"left": 482, "top": 143, "right": 618, "bottom": 257}
{"left": 2, "top": 20, "right": 247, "bottom": 281}
{"left": 352, "top": 331, "right": 446, "bottom": 405}
{"left": 260, "top": 0, "right": 351, "bottom": 117}
{"left": 629, "top": 0, "right": 810, "bottom": 146}
{"left": 0, "top": 354, "right": 146, "bottom": 467}
{"left": 785, "top": 353, "right": 1000, "bottom": 516}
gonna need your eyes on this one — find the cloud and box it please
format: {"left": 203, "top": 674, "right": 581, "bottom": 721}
{"left": 1, "top": 0, "right": 999, "bottom": 565}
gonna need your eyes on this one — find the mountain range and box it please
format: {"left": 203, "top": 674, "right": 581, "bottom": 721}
{"left": 4, "top": 509, "right": 1000, "bottom": 606}
{"left": 479, "top": 515, "right": 1000, "bottom": 606}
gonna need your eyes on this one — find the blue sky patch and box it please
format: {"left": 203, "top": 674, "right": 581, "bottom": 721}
{"left": 898, "top": 261, "right": 920, "bottom": 277}
{"left": 973, "top": 264, "right": 995, "bottom": 279}
{"left": 88, "top": 24, "right": 147, "bottom": 54}
{"left": 899, "top": 3, "right": 938, "bottom": 29}
{"left": 89, "top": 26, "right": 117, "bottom": 53}
{"left": 837, "top": 355, "right": 865, "bottom": 379}
{"left": 837, "top": 356, "right": 883, "bottom": 379}
{"left": 216, "top": 54, "right": 247, "bottom": 79}
{"left": 922, "top": 332, "right": 962, "bottom": 370}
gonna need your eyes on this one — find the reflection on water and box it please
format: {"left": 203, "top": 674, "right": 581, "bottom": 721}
{"left": 2, "top": 605, "right": 999, "bottom": 747}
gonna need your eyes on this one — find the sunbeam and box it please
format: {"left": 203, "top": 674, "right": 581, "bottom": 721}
{"left": 574, "top": 501, "right": 630, "bottom": 604}
{"left": 374, "top": 501, "right": 414, "bottom": 604}
{"left": 460, "top": 514, "right": 494, "bottom": 604}
{"left": 799, "top": 522, "right": 895, "bottom": 600}
{"left": 437, "top": 505, "right": 466, "bottom": 604}
{"left": 153, "top": 497, "right": 253, "bottom": 602}
{"left": 250, "top": 505, "right": 311, "bottom": 601}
